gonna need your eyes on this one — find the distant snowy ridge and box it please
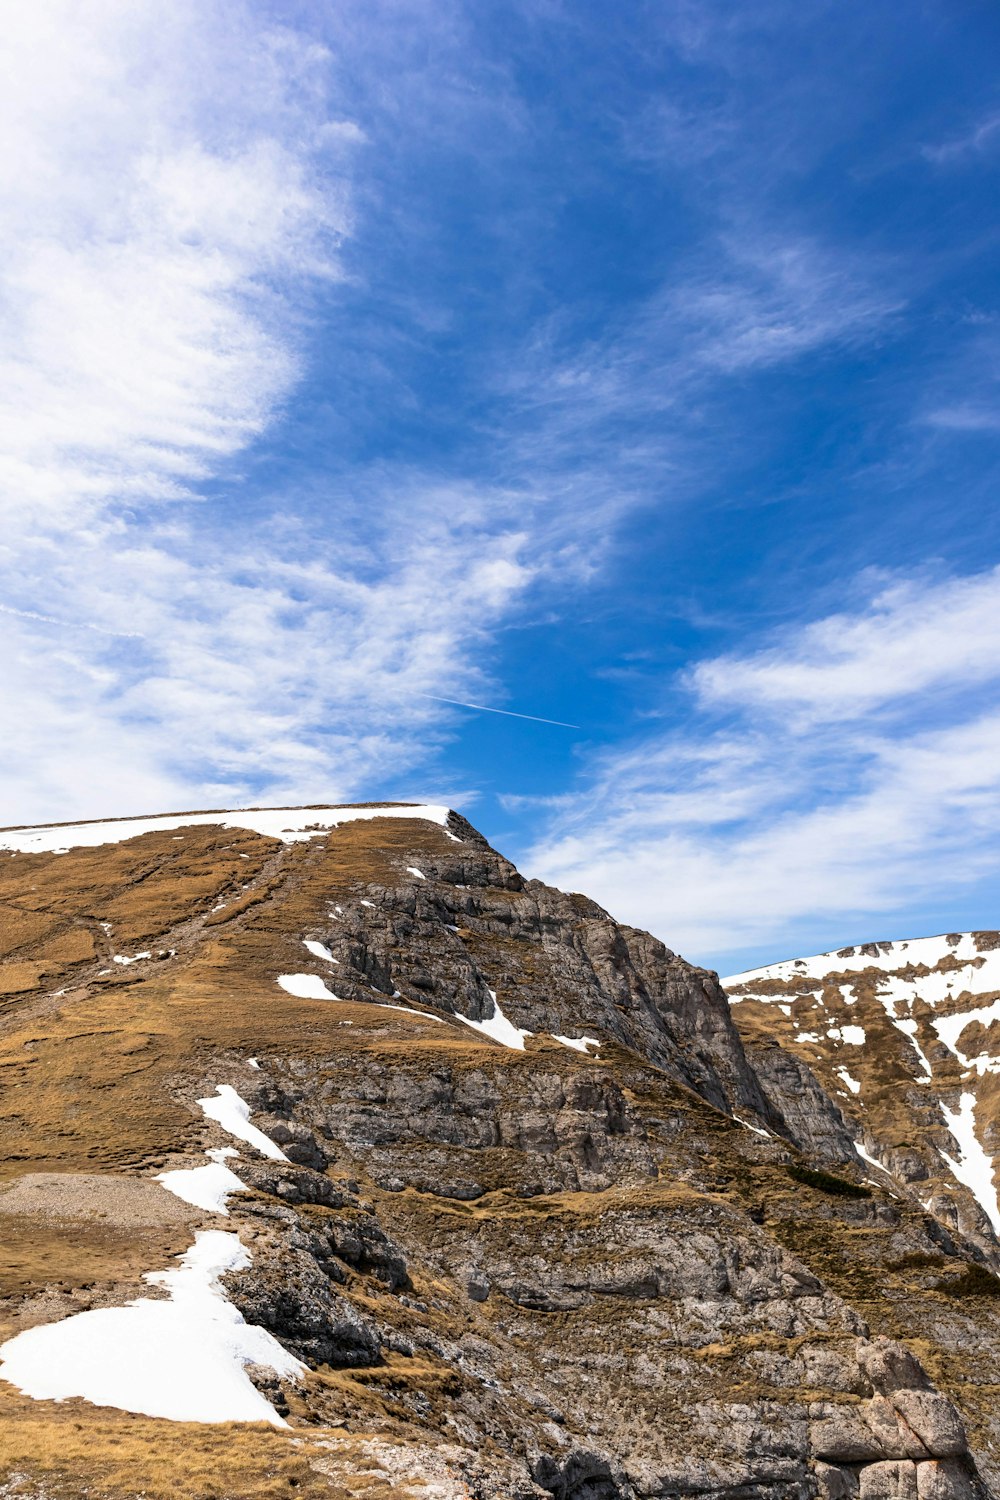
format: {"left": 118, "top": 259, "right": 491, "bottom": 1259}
{"left": 723, "top": 928, "right": 1000, "bottom": 1246}
{"left": 723, "top": 930, "right": 1000, "bottom": 992}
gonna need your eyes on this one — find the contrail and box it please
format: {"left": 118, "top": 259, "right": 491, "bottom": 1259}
{"left": 0, "top": 603, "right": 145, "bottom": 639}
{"left": 419, "top": 694, "right": 579, "bottom": 729}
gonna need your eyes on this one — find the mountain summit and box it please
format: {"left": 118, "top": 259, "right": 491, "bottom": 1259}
{"left": 0, "top": 806, "right": 996, "bottom": 1499}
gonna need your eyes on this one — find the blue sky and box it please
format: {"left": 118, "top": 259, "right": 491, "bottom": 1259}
{"left": 3, "top": 0, "right": 1000, "bottom": 973}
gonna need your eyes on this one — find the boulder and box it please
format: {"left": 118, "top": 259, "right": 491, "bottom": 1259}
{"left": 859, "top": 1461, "right": 919, "bottom": 1500}
{"left": 915, "top": 1459, "right": 977, "bottom": 1500}
{"left": 815, "top": 1462, "right": 861, "bottom": 1499}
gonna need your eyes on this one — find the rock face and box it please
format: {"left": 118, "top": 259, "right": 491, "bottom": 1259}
{"left": 724, "top": 935, "right": 1000, "bottom": 1259}
{"left": 0, "top": 807, "right": 996, "bottom": 1499}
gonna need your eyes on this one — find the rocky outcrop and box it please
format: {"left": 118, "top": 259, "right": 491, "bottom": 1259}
{"left": 749, "top": 1040, "right": 862, "bottom": 1165}
{"left": 307, "top": 816, "right": 782, "bottom": 1130}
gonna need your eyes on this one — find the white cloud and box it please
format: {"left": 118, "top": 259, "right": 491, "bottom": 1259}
{"left": 678, "top": 236, "right": 901, "bottom": 374}
{"left": 691, "top": 566, "right": 1000, "bottom": 722}
{"left": 501, "top": 232, "right": 900, "bottom": 481}
{"left": 0, "top": 505, "right": 534, "bottom": 823}
{"left": 0, "top": 1, "right": 534, "bottom": 824}
{"left": 0, "top": 1, "right": 349, "bottom": 525}
{"left": 524, "top": 568, "right": 1000, "bottom": 970}
{"left": 922, "top": 111, "right": 1000, "bottom": 165}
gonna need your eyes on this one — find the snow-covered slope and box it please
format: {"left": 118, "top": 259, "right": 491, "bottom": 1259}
{"left": 725, "top": 930, "right": 1000, "bottom": 1248}
{"left": 0, "top": 803, "right": 454, "bottom": 855}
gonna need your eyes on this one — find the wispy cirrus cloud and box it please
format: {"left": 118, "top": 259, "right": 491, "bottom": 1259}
{"left": 500, "top": 231, "right": 901, "bottom": 501}
{"left": 921, "top": 328, "right": 1000, "bottom": 435}
{"left": 0, "top": 1, "right": 352, "bottom": 525}
{"left": 690, "top": 566, "right": 1000, "bottom": 722}
{"left": 0, "top": 1, "right": 536, "bottom": 823}
{"left": 922, "top": 110, "right": 1000, "bottom": 165}
{"left": 523, "top": 566, "right": 1000, "bottom": 971}
{"left": 3, "top": 514, "right": 533, "bottom": 821}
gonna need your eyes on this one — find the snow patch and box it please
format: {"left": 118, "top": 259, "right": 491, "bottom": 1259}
{"left": 456, "top": 991, "right": 531, "bottom": 1051}
{"left": 827, "top": 1024, "right": 866, "bottom": 1046}
{"left": 836, "top": 1067, "right": 862, "bottom": 1095}
{"left": 303, "top": 939, "right": 336, "bottom": 963}
{"left": 894, "top": 1018, "right": 933, "bottom": 1078}
{"left": 377, "top": 1002, "right": 446, "bottom": 1024}
{"left": 156, "top": 1157, "right": 247, "bottom": 1216}
{"left": 735, "top": 1116, "right": 772, "bottom": 1139}
{"left": 940, "top": 1092, "right": 1000, "bottom": 1233}
{"left": 277, "top": 974, "right": 340, "bottom": 1001}
{"left": 0, "top": 1230, "right": 303, "bottom": 1425}
{"left": 406, "top": 866, "right": 426, "bottom": 880}
{"left": 554, "top": 1035, "right": 600, "bottom": 1054}
{"left": 112, "top": 952, "right": 151, "bottom": 966}
{"left": 933, "top": 998, "right": 1000, "bottom": 1072}
{"left": 197, "top": 1085, "right": 287, "bottom": 1162}
{"left": 854, "top": 1139, "right": 889, "bottom": 1176}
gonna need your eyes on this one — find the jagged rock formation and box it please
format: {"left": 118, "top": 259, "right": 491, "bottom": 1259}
{"left": 0, "top": 807, "right": 997, "bottom": 1499}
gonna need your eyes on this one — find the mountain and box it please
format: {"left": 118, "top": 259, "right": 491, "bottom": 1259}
{"left": 724, "top": 934, "right": 1000, "bottom": 1255}
{"left": 0, "top": 805, "right": 996, "bottom": 1500}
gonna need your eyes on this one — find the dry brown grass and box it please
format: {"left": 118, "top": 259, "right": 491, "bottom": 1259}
{"left": 0, "top": 1393, "right": 440, "bottom": 1499}
{"left": 0, "top": 817, "right": 481, "bottom": 1185}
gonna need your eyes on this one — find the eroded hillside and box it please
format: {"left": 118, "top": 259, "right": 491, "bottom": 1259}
{"left": 725, "top": 935, "right": 1000, "bottom": 1259}
{"left": 0, "top": 807, "right": 997, "bottom": 1500}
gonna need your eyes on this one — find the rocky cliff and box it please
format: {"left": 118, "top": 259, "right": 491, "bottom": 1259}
{"left": 0, "top": 806, "right": 996, "bottom": 1500}
{"left": 725, "top": 935, "right": 1000, "bottom": 1256}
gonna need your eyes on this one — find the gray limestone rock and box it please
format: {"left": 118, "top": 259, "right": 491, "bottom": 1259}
{"left": 859, "top": 1462, "right": 919, "bottom": 1500}
{"left": 915, "top": 1460, "right": 978, "bottom": 1500}
{"left": 857, "top": 1340, "right": 931, "bottom": 1395}
{"left": 815, "top": 1463, "right": 861, "bottom": 1500}
{"left": 887, "top": 1391, "right": 966, "bottom": 1459}
{"left": 812, "top": 1409, "right": 887, "bottom": 1464}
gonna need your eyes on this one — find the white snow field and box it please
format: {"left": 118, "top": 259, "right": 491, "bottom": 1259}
{"left": 723, "top": 930, "right": 1000, "bottom": 1235}
{"left": 198, "top": 1084, "right": 288, "bottom": 1162}
{"left": 0, "top": 1231, "right": 304, "bottom": 1425}
{"left": 554, "top": 1035, "right": 601, "bottom": 1054}
{"left": 0, "top": 804, "right": 453, "bottom": 855}
{"left": 156, "top": 1146, "right": 248, "bottom": 1216}
{"left": 940, "top": 1092, "right": 1000, "bottom": 1234}
{"left": 455, "top": 990, "right": 531, "bottom": 1051}
{"left": 277, "top": 973, "right": 341, "bottom": 1001}
{"left": 723, "top": 931, "right": 1000, "bottom": 996}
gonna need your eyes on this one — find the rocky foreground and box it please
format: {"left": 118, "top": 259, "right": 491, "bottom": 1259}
{"left": 0, "top": 805, "right": 997, "bottom": 1500}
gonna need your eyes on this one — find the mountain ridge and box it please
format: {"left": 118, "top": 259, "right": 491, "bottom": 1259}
{"left": 725, "top": 929, "right": 1000, "bottom": 1259}
{"left": 0, "top": 805, "right": 996, "bottom": 1500}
